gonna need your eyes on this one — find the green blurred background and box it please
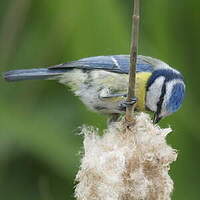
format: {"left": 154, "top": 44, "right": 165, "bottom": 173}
{"left": 0, "top": 0, "right": 199, "bottom": 199}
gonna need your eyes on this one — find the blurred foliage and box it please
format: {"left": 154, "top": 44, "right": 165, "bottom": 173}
{"left": 0, "top": 0, "right": 199, "bottom": 199}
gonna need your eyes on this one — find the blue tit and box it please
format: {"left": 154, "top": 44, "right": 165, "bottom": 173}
{"left": 4, "top": 55, "right": 185, "bottom": 123}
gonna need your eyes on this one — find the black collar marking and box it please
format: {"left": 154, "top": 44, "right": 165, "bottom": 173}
{"left": 156, "top": 80, "right": 167, "bottom": 117}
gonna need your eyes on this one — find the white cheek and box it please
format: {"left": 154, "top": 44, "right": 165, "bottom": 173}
{"left": 146, "top": 76, "right": 165, "bottom": 112}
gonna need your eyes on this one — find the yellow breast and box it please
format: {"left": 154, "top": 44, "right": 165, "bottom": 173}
{"left": 135, "top": 72, "right": 152, "bottom": 111}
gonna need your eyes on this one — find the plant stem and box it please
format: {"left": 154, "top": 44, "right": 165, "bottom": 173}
{"left": 126, "top": 0, "right": 140, "bottom": 122}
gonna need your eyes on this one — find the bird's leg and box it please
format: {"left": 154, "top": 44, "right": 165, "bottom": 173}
{"left": 99, "top": 92, "right": 127, "bottom": 101}
{"left": 99, "top": 89, "right": 137, "bottom": 111}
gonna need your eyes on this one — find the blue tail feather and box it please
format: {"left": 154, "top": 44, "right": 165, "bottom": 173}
{"left": 3, "top": 68, "right": 67, "bottom": 82}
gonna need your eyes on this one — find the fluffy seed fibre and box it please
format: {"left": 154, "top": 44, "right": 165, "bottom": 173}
{"left": 75, "top": 113, "right": 177, "bottom": 200}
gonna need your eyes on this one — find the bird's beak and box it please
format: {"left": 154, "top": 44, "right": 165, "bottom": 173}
{"left": 153, "top": 113, "right": 162, "bottom": 124}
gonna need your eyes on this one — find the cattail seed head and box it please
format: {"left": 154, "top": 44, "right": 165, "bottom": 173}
{"left": 75, "top": 113, "right": 177, "bottom": 200}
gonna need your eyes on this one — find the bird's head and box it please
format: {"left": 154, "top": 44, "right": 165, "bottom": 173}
{"left": 145, "top": 67, "right": 185, "bottom": 123}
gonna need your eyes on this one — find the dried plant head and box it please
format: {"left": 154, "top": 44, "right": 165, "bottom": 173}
{"left": 75, "top": 113, "right": 177, "bottom": 200}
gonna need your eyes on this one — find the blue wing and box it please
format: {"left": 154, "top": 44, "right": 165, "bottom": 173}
{"left": 49, "top": 55, "right": 154, "bottom": 74}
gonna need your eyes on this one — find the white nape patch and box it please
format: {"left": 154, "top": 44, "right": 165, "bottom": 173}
{"left": 111, "top": 56, "right": 120, "bottom": 68}
{"left": 160, "top": 79, "right": 185, "bottom": 117}
{"left": 146, "top": 76, "right": 165, "bottom": 112}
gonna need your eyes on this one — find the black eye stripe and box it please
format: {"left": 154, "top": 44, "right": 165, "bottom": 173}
{"left": 156, "top": 81, "right": 167, "bottom": 116}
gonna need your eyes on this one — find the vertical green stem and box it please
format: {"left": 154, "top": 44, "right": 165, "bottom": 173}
{"left": 126, "top": 0, "right": 140, "bottom": 122}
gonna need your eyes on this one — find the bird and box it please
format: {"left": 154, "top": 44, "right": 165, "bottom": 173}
{"left": 3, "top": 55, "right": 185, "bottom": 123}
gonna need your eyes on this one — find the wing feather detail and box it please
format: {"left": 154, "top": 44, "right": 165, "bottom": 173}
{"left": 49, "top": 55, "right": 154, "bottom": 74}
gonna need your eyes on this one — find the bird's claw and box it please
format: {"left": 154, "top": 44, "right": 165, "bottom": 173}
{"left": 119, "top": 97, "right": 137, "bottom": 111}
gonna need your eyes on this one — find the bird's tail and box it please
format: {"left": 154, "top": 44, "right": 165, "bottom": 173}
{"left": 3, "top": 68, "right": 67, "bottom": 82}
